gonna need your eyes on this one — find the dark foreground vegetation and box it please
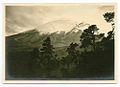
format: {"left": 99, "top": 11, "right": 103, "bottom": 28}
{"left": 6, "top": 12, "right": 115, "bottom": 80}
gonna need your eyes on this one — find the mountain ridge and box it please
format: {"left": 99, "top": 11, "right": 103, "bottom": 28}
{"left": 6, "top": 20, "right": 90, "bottom": 53}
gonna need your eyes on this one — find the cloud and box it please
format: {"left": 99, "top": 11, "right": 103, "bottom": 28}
{"left": 6, "top": 6, "right": 53, "bottom": 35}
{"left": 5, "top": 4, "right": 116, "bottom": 36}
{"left": 98, "top": 5, "right": 114, "bottom": 11}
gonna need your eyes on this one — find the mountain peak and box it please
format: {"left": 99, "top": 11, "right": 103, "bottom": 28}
{"left": 36, "top": 20, "right": 77, "bottom": 34}
{"left": 36, "top": 20, "right": 89, "bottom": 34}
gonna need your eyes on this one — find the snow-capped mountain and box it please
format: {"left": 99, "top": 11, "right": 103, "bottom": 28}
{"left": 36, "top": 20, "right": 77, "bottom": 34}
{"left": 36, "top": 20, "right": 89, "bottom": 34}
{"left": 6, "top": 20, "right": 89, "bottom": 52}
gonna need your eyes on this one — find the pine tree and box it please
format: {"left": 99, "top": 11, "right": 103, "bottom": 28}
{"left": 39, "top": 37, "right": 55, "bottom": 77}
{"left": 40, "top": 37, "right": 54, "bottom": 65}
{"left": 103, "top": 12, "right": 115, "bottom": 40}
{"left": 65, "top": 43, "right": 79, "bottom": 70}
{"left": 80, "top": 25, "right": 99, "bottom": 51}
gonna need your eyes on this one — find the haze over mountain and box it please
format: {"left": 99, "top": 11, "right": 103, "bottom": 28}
{"left": 6, "top": 20, "right": 89, "bottom": 54}
{"left": 36, "top": 20, "right": 89, "bottom": 34}
{"left": 5, "top": 4, "right": 115, "bottom": 80}
{"left": 6, "top": 4, "right": 114, "bottom": 36}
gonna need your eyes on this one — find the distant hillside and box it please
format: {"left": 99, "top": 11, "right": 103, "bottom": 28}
{"left": 6, "top": 29, "right": 81, "bottom": 51}
{"left": 6, "top": 21, "right": 89, "bottom": 52}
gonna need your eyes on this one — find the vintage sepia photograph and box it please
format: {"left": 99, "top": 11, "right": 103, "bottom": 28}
{"left": 3, "top": 3, "right": 117, "bottom": 83}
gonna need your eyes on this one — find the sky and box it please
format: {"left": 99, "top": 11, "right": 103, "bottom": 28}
{"left": 5, "top": 3, "right": 116, "bottom": 36}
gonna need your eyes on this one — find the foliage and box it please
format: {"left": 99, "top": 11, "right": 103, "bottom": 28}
{"left": 103, "top": 12, "right": 114, "bottom": 23}
{"left": 6, "top": 12, "right": 115, "bottom": 80}
{"left": 65, "top": 43, "right": 79, "bottom": 66}
{"left": 40, "top": 37, "right": 54, "bottom": 63}
{"left": 80, "top": 25, "right": 99, "bottom": 51}
{"left": 103, "top": 12, "right": 115, "bottom": 40}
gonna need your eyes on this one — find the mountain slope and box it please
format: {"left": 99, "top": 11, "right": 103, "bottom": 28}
{"left": 6, "top": 20, "right": 89, "bottom": 52}
{"left": 6, "top": 29, "right": 82, "bottom": 52}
